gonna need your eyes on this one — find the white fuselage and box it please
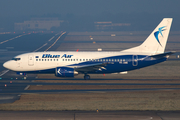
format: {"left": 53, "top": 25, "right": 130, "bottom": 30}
{"left": 3, "top": 51, "right": 149, "bottom": 72}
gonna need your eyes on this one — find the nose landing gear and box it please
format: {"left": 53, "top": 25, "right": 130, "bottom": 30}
{"left": 84, "top": 74, "right": 90, "bottom": 80}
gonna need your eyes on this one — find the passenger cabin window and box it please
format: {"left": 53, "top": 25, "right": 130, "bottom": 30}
{"left": 12, "top": 58, "right": 21, "bottom": 61}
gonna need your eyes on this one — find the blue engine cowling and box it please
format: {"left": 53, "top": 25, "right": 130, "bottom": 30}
{"left": 55, "top": 67, "right": 78, "bottom": 77}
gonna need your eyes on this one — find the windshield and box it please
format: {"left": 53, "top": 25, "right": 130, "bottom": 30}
{"left": 12, "top": 58, "right": 21, "bottom": 61}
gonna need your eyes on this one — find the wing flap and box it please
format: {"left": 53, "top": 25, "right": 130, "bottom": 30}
{"left": 74, "top": 62, "right": 108, "bottom": 73}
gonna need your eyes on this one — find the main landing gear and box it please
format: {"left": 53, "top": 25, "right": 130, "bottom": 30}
{"left": 84, "top": 74, "right": 90, "bottom": 80}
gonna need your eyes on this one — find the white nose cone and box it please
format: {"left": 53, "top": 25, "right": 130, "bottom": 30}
{"left": 3, "top": 61, "right": 12, "bottom": 70}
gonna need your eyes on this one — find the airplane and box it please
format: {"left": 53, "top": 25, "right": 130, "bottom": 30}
{"left": 3, "top": 18, "right": 174, "bottom": 80}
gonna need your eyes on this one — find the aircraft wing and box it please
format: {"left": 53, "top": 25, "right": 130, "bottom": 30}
{"left": 150, "top": 51, "right": 176, "bottom": 59}
{"left": 74, "top": 62, "right": 108, "bottom": 73}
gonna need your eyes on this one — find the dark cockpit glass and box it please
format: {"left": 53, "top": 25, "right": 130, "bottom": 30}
{"left": 12, "top": 58, "right": 21, "bottom": 61}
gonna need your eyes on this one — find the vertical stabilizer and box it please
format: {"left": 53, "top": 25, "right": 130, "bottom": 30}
{"left": 123, "top": 18, "right": 173, "bottom": 54}
{"left": 139, "top": 18, "right": 173, "bottom": 54}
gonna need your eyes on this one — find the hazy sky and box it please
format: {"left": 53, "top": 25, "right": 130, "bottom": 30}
{"left": 0, "top": 0, "right": 179, "bottom": 17}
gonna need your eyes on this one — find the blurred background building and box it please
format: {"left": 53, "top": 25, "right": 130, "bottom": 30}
{"left": 14, "top": 18, "right": 64, "bottom": 31}
{"left": 94, "top": 21, "right": 131, "bottom": 30}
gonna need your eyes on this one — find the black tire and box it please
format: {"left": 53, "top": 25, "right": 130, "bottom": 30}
{"left": 84, "top": 75, "right": 90, "bottom": 80}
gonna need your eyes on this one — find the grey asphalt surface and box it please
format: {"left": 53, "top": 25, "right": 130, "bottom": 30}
{"left": 1, "top": 80, "right": 180, "bottom": 93}
{"left": 1, "top": 79, "right": 180, "bottom": 103}
{"left": 1, "top": 87, "right": 180, "bottom": 94}
{"left": 0, "top": 111, "right": 180, "bottom": 120}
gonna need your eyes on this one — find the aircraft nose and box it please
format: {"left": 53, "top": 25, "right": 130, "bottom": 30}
{"left": 3, "top": 61, "right": 12, "bottom": 70}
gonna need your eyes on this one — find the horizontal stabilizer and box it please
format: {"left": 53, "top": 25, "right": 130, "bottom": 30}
{"left": 150, "top": 51, "right": 175, "bottom": 58}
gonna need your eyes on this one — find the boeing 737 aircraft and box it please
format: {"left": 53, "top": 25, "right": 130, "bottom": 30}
{"left": 3, "top": 18, "right": 174, "bottom": 80}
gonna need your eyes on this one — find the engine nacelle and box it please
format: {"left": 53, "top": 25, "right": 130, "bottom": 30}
{"left": 55, "top": 67, "right": 78, "bottom": 77}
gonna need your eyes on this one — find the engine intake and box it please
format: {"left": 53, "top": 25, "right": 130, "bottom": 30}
{"left": 55, "top": 67, "right": 78, "bottom": 77}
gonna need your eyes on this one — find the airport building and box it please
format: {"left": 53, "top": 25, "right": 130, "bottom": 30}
{"left": 14, "top": 18, "right": 64, "bottom": 31}
{"left": 94, "top": 21, "right": 131, "bottom": 30}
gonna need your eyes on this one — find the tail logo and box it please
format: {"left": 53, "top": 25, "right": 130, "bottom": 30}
{"left": 154, "top": 26, "right": 166, "bottom": 46}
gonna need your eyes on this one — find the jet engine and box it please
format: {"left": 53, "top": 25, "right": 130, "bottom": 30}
{"left": 55, "top": 67, "right": 78, "bottom": 77}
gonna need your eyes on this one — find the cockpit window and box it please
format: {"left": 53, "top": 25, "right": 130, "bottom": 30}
{"left": 12, "top": 58, "right": 21, "bottom": 61}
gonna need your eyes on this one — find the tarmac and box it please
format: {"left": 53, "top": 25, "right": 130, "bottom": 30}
{"left": 1, "top": 79, "right": 180, "bottom": 95}
{"left": 0, "top": 31, "right": 180, "bottom": 119}
{"left": 0, "top": 111, "right": 180, "bottom": 120}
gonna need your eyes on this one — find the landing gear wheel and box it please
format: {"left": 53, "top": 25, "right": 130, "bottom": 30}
{"left": 84, "top": 75, "right": 90, "bottom": 80}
